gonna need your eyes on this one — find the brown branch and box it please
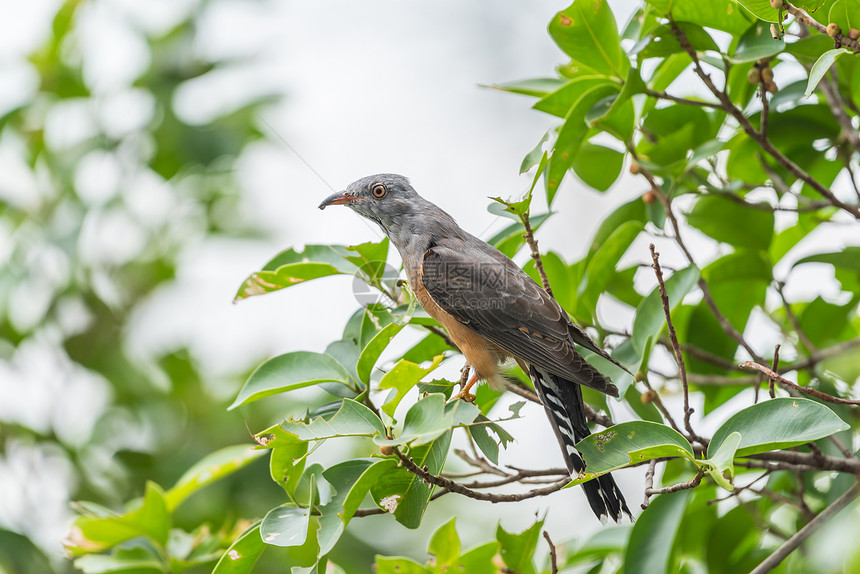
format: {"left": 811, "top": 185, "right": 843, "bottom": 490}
{"left": 784, "top": 1, "right": 860, "bottom": 51}
{"left": 670, "top": 22, "right": 860, "bottom": 219}
{"left": 759, "top": 73, "right": 770, "bottom": 140}
{"left": 394, "top": 448, "right": 570, "bottom": 503}
{"left": 543, "top": 531, "right": 558, "bottom": 574}
{"left": 679, "top": 343, "right": 738, "bottom": 370}
{"left": 521, "top": 211, "right": 552, "bottom": 297}
{"left": 782, "top": 337, "right": 860, "bottom": 372}
{"left": 818, "top": 74, "right": 860, "bottom": 154}
{"left": 644, "top": 88, "right": 721, "bottom": 109}
{"left": 750, "top": 482, "right": 860, "bottom": 574}
{"left": 644, "top": 469, "right": 705, "bottom": 500}
{"left": 421, "top": 324, "right": 457, "bottom": 349}
{"left": 846, "top": 160, "right": 860, "bottom": 203}
{"left": 769, "top": 345, "right": 780, "bottom": 399}
{"left": 739, "top": 361, "right": 860, "bottom": 406}
{"left": 650, "top": 244, "right": 701, "bottom": 443}
{"left": 641, "top": 460, "right": 658, "bottom": 510}
{"left": 750, "top": 450, "right": 860, "bottom": 474}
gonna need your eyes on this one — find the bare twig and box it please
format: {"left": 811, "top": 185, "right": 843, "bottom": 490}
{"left": 650, "top": 244, "right": 701, "bottom": 443}
{"left": 817, "top": 74, "right": 860, "bottom": 153}
{"left": 769, "top": 345, "right": 780, "bottom": 399}
{"left": 422, "top": 324, "right": 457, "bottom": 349}
{"left": 776, "top": 283, "right": 818, "bottom": 354}
{"left": 644, "top": 469, "right": 705, "bottom": 500}
{"left": 644, "top": 88, "right": 721, "bottom": 109}
{"left": 751, "top": 450, "right": 860, "bottom": 474}
{"left": 750, "top": 482, "right": 860, "bottom": 574}
{"left": 641, "top": 460, "right": 658, "bottom": 510}
{"left": 521, "top": 211, "right": 552, "bottom": 297}
{"left": 783, "top": 337, "right": 860, "bottom": 372}
{"left": 543, "top": 531, "right": 558, "bottom": 574}
{"left": 740, "top": 361, "right": 860, "bottom": 406}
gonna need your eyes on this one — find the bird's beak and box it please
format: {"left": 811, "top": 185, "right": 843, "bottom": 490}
{"left": 318, "top": 190, "right": 361, "bottom": 210}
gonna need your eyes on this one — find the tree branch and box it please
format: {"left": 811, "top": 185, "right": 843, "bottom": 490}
{"left": 521, "top": 211, "right": 552, "bottom": 297}
{"left": 784, "top": 1, "right": 860, "bottom": 51}
{"left": 750, "top": 482, "right": 860, "bottom": 574}
{"left": 739, "top": 361, "right": 860, "bottom": 406}
{"left": 543, "top": 531, "right": 559, "bottom": 574}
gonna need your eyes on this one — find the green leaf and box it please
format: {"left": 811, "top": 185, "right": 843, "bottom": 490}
{"left": 261, "top": 504, "right": 311, "bottom": 547}
{"left": 371, "top": 432, "right": 452, "bottom": 528}
{"left": 428, "top": 518, "right": 461, "bottom": 567}
{"left": 805, "top": 49, "right": 851, "bottom": 97}
{"left": 68, "top": 482, "right": 170, "bottom": 556}
{"left": 638, "top": 23, "right": 720, "bottom": 59}
{"left": 452, "top": 542, "right": 501, "bottom": 574}
{"left": 546, "top": 82, "right": 619, "bottom": 204}
{"left": 572, "top": 422, "right": 695, "bottom": 480}
{"left": 708, "top": 398, "right": 849, "bottom": 458}
{"left": 375, "top": 557, "right": 431, "bottom": 574}
{"left": 534, "top": 76, "right": 613, "bottom": 118}
{"left": 624, "top": 489, "right": 689, "bottom": 574}
{"left": 632, "top": 264, "right": 700, "bottom": 357}
{"left": 589, "top": 198, "right": 647, "bottom": 255}
{"left": 318, "top": 458, "right": 397, "bottom": 555}
{"left": 549, "top": 0, "right": 629, "bottom": 78}
{"left": 343, "top": 239, "right": 389, "bottom": 282}
{"left": 486, "top": 77, "right": 568, "bottom": 98}
{"left": 731, "top": 21, "right": 785, "bottom": 63}
{"left": 520, "top": 131, "right": 550, "bottom": 173}
{"left": 356, "top": 322, "right": 405, "bottom": 384}
{"left": 230, "top": 352, "right": 355, "bottom": 409}
{"left": 577, "top": 221, "right": 643, "bottom": 318}
{"left": 212, "top": 522, "right": 265, "bottom": 574}
{"left": 234, "top": 245, "right": 357, "bottom": 302}
{"left": 281, "top": 399, "right": 385, "bottom": 441}
{"left": 646, "top": 0, "right": 753, "bottom": 34}
{"left": 165, "top": 446, "right": 265, "bottom": 511}
{"left": 379, "top": 355, "right": 445, "bottom": 417}
{"left": 375, "top": 394, "right": 480, "bottom": 446}
{"left": 703, "top": 431, "right": 740, "bottom": 492}
{"left": 572, "top": 143, "right": 625, "bottom": 191}
{"left": 496, "top": 518, "right": 544, "bottom": 574}
{"left": 267, "top": 427, "right": 309, "bottom": 498}
{"left": 830, "top": 0, "right": 860, "bottom": 30}
{"left": 794, "top": 247, "right": 860, "bottom": 273}
{"left": 686, "top": 195, "right": 774, "bottom": 251}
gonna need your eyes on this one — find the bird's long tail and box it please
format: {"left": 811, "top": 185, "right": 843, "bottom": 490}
{"left": 529, "top": 366, "right": 632, "bottom": 523}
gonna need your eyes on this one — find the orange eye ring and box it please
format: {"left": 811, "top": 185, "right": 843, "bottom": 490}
{"left": 371, "top": 184, "right": 387, "bottom": 199}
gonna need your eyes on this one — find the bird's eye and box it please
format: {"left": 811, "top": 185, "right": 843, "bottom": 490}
{"left": 371, "top": 184, "right": 387, "bottom": 199}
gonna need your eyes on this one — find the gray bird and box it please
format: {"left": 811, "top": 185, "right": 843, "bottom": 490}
{"left": 319, "top": 173, "right": 631, "bottom": 523}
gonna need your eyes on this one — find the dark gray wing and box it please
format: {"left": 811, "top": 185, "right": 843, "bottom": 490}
{"left": 420, "top": 244, "right": 619, "bottom": 397}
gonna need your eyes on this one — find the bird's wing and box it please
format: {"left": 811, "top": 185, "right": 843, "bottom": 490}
{"left": 419, "top": 244, "right": 618, "bottom": 397}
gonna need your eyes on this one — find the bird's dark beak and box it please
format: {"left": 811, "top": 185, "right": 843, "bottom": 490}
{"left": 318, "top": 190, "right": 361, "bottom": 210}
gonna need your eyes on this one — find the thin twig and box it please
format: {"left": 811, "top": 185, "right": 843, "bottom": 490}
{"left": 769, "top": 345, "right": 780, "bottom": 399}
{"left": 759, "top": 74, "right": 769, "bottom": 140}
{"left": 644, "top": 88, "right": 721, "bottom": 109}
{"left": 421, "top": 324, "right": 457, "bottom": 349}
{"left": 776, "top": 283, "right": 818, "bottom": 354}
{"left": 650, "top": 244, "right": 701, "bottom": 443}
{"left": 784, "top": 1, "right": 860, "bottom": 51}
{"left": 641, "top": 378, "right": 684, "bottom": 435}
{"left": 521, "top": 211, "right": 552, "bottom": 297}
{"left": 644, "top": 469, "right": 705, "bottom": 499}
{"left": 543, "top": 531, "right": 558, "bottom": 574}
{"left": 749, "top": 482, "right": 860, "bottom": 574}
{"left": 740, "top": 361, "right": 860, "bottom": 406}
{"left": 641, "top": 460, "right": 658, "bottom": 510}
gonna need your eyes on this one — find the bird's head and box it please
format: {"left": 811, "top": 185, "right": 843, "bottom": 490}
{"left": 318, "top": 174, "right": 437, "bottom": 243}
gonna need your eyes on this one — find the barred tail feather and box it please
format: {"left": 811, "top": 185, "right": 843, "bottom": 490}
{"left": 529, "top": 366, "right": 632, "bottom": 523}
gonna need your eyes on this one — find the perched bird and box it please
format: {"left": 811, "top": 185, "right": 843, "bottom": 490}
{"left": 319, "top": 174, "right": 631, "bottom": 523}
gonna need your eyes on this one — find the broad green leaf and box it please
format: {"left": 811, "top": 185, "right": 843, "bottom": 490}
{"left": 572, "top": 143, "right": 625, "bottom": 191}
{"left": 496, "top": 518, "right": 544, "bottom": 574}
{"left": 645, "top": 0, "right": 752, "bottom": 34}
{"left": 686, "top": 195, "right": 774, "bottom": 251}
{"left": 230, "top": 352, "right": 355, "bottom": 409}
{"left": 261, "top": 504, "right": 311, "bottom": 547}
{"left": 486, "top": 77, "right": 567, "bottom": 98}
{"left": 731, "top": 21, "right": 785, "bottom": 62}
{"left": 428, "top": 518, "right": 460, "bottom": 567}
{"left": 371, "top": 431, "right": 452, "bottom": 528}
{"left": 356, "top": 322, "right": 405, "bottom": 384}
{"left": 343, "top": 238, "right": 389, "bottom": 284}
{"left": 281, "top": 399, "right": 385, "bottom": 441}
{"left": 379, "top": 355, "right": 445, "bottom": 417}
{"left": 795, "top": 247, "right": 860, "bottom": 273}
{"left": 467, "top": 415, "right": 515, "bottom": 465}
{"left": 72, "top": 555, "right": 162, "bottom": 574}
{"left": 452, "top": 542, "right": 501, "bottom": 574}
{"left": 589, "top": 198, "right": 647, "bottom": 255}
{"left": 375, "top": 394, "right": 480, "bottom": 446}
{"left": 702, "top": 250, "right": 772, "bottom": 285}
{"left": 742, "top": 0, "right": 827, "bottom": 22}
{"left": 572, "top": 421, "right": 695, "bottom": 480}
{"left": 805, "top": 49, "right": 851, "bottom": 97}
{"left": 267, "top": 427, "right": 309, "bottom": 498}
{"left": 624, "top": 489, "right": 689, "bottom": 574}
{"left": 318, "top": 458, "right": 397, "bottom": 555}
{"left": 546, "top": 83, "right": 619, "bottom": 204}
{"left": 520, "top": 131, "right": 550, "bottom": 173}
{"left": 165, "top": 445, "right": 265, "bottom": 511}
{"left": 68, "top": 482, "right": 170, "bottom": 556}
{"left": 702, "top": 431, "right": 741, "bottom": 491}
{"left": 534, "top": 76, "right": 614, "bottom": 118}
{"left": 577, "top": 221, "right": 643, "bottom": 317}
{"left": 375, "top": 557, "right": 431, "bottom": 574}
{"left": 631, "top": 264, "right": 700, "bottom": 357}
{"left": 639, "top": 23, "right": 719, "bottom": 60}
{"left": 549, "top": 0, "right": 629, "bottom": 78}
{"left": 708, "top": 398, "right": 849, "bottom": 457}
{"left": 830, "top": 0, "right": 860, "bottom": 31}
{"left": 212, "top": 522, "right": 265, "bottom": 574}
{"left": 234, "top": 245, "right": 357, "bottom": 302}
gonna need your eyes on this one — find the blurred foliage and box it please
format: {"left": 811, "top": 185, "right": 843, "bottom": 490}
{"left": 4, "top": 0, "right": 860, "bottom": 573}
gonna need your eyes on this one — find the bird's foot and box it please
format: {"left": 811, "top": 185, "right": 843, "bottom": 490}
{"left": 451, "top": 389, "right": 476, "bottom": 403}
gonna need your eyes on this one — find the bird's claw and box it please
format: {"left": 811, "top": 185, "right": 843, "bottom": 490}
{"left": 451, "top": 390, "right": 476, "bottom": 403}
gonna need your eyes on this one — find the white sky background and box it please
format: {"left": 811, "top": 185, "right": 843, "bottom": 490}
{"left": 3, "top": 0, "right": 860, "bottom": 564}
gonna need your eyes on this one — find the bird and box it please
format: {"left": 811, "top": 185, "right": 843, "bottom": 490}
{"left": 319, "top": 173, "right": 631, "bottom": 523}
